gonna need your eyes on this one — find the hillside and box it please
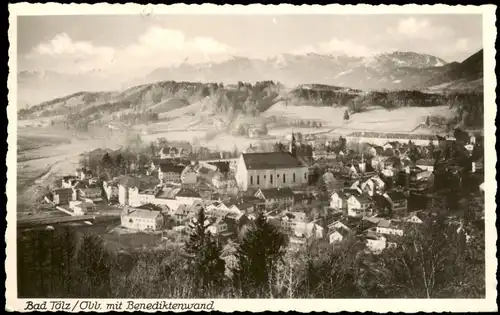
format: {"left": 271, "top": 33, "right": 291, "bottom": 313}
{"left": 422, "top": 49, "right": 484, "bottom": 91}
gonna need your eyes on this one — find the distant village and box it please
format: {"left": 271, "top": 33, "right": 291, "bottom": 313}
{"left": 45, "top": 127, "right": 484, "bottom": 256}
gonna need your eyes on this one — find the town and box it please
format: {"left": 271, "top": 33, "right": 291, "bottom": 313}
{"left": 38, "top": 126, "right": 484, "bottom": 260}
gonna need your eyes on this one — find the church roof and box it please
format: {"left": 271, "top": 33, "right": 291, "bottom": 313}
{"left": 242, "top": 152, "right": 303, "bottom": 170}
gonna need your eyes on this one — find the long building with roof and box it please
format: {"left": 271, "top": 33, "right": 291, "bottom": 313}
{"left": 345, "top": 131, "right": 440, "bottom": 146}
{"left": 235, "top": 136, "right": 308, "bottom": 191}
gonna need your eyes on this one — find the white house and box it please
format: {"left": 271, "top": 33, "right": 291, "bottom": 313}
{"left": 329, "top": 227, "right": 350, "bottom": 244}
{"left": 366, "top": 234, "right": 388, "bottom": 254}
{"left": 207, "top": 217, "right": 230, "bottom": 236}
{"left": 330, "top": 191, "right": 345, "bottom": 210}
{"left": 255, "top": 187, "right": 295, "bottom": 209}
{"left": 77, "top": 187, "right": 102, "bottom": 202}
{"left": 235, "top": 151, "right": 308, "bottom": 191}
{"left": 120, "top": 206, "right": 164, "bottom": 231}
{"left": 69, "top": 200, "right": 96, "bottom": 215}
{"left": 346, "top": 194, "right": 374, "bottom": 217}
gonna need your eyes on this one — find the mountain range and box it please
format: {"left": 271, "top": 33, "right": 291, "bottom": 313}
{"left": 18, "top": 49, "right": 483, "bottom": 107}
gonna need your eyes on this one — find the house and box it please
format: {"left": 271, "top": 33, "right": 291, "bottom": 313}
{"left": 416, "top": 159, "right": 436, "bottom": 172}
{"left": 330, "top": 191, "right": 347, "bottom": 211}
{"left": 181, "top": 165, "right": 198, "bottom": 185}
{"left": 52, "top": 188, "right": 75, "bottom": 205}
{"left": 130, "top": 187, "right": 158, "bottom": 207}
{"left": 375, "top": 219, "right": 404, "bottom": 236}
{"left": 75, "top": 168, "right": 93, "bottom": 180}
{"left": 117, "top": 175, "right": 160, "bottom": 206}
{"left": 275, "top": 211, "right": 307, "bottom": 232}
{"left": 403, "top": 212, "right": 425, "bottom": 224}
{"left": 103, "top": 180, "right": 119, "bottom": 202}
{"left": 346, "top": 194, "right": 374, "bottom": 217}
{"left": 153, "top": 186, "right": 202, "bottom": 209}
{"left": 121, "top": 204, "right": 164, "bottom": 231}
{"left": 158, "top": 163, "right": 184, "bottom": 183}
{"left": 255, "top": 187, "right": 295, "bottom": 209}
{"left": 61, "top": 176, "right": 80, "bottom": 188}
{"left": 365, "top": 232, "right": 388, "bottom": 254}
{"left": 360, "top": 177, "right": 384, "bottom": 197}
{"left": 77, "top": 187, "right": 102, "bottom": 202}
{"left": 207, "top": 216, "right": 230, "bottom": 236}
{"left": 173, "top": 204, "right": 193, "bottom": 225}
{"left": 69, "top": 200, "right": 96, "bottom": 215}
{"left": 383, "top": 191, "right": 408, "bottom": 213}
{"left": 235, "top": 150, "right": 308, "bottom": 191}
{"left": 329, "top": 227, "right": 351, "bottom": 244}
{"left": 294, "top": 221, "right": 324, "bottom": 239}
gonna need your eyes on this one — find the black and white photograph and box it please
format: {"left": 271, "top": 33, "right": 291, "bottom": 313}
{"left": 6, "top": 3, "right": 497, "bottom": 312}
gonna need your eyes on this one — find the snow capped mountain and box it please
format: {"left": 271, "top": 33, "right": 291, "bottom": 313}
{"left": 19, "top": 50, "right": 482, "bottom": 106}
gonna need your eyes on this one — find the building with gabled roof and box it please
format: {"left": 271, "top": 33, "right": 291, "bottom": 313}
{"left": 235, "top": 150, "right": 308, "bottom": 191}
{"left": 120, "top": 205, "right": 164, "bottom": 231}
{"left": 255, "top": 187, "right": 295, "bottom": 209}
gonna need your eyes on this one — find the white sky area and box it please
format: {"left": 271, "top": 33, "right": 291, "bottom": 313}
{"left": 18, "top": 14, "right": 482, "bottom": 76}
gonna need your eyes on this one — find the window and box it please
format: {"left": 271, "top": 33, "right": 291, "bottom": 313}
{"left": 257, "top": 175, "right": 260, "bottom": 185}
{"left": 304, "top": 173, "right": 307, "bottom": 180}
{"left": 250, "top": 176, "right": 253, "bottom": 185}
{"left": 270, "top": 175, "right": 273, "bottom": 184}
{"left": 283, "top": 174, "right": 286, "bottom": 183}
{"left": 293, "top": 173, "right": 296, "bottom": 182}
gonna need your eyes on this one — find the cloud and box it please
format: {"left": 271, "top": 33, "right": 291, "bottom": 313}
{"left": 25, "top": 33, "right": 116, "bottom": 73}
{"left": 388, "top": 17, "right": 454, "bottom": 40}
{"left": 291, "top": 38, "right": 377, "bottom": 57}
{"left": 24, "top": 27, "right": 235, "bottom": 74}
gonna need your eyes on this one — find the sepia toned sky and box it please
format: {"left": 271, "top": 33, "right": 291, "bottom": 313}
{"left": 18, "top": 14, "right": 483, "bottom": 74}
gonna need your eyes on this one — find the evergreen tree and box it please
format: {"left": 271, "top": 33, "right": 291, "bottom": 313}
{"left": 233, "top": 213, "right": 288, "bottom": 297}
{"left": 185, "top": 207, "right": 226, "bottom": 297}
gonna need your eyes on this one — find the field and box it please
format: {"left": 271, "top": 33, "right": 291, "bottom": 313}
{"left": 16, "top": 125, "right": 128, "bottom": 216}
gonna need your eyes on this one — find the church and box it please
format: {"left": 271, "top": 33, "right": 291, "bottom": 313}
{"left": 236, "top": 134, "right": 309, "bottom": 191}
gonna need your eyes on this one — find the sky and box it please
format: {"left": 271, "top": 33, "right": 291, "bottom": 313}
{"left": 18, "top": 14, "right": 483, "bottom": 74}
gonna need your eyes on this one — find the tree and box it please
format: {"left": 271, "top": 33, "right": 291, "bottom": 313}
{"left": 76, "top": 234, "right": 112, "bottom": 298}
{"left": 184, "top": 207, "right": 226, "bottom": 297}
{"left": 365, "top": 216, "right": 484, "bottom": 298}
{"left": 114, "top": 154, "right": 126, "bottom": 175}
{"left": 233, "top": 213, "right": 288, "bottom": 297}
{"left": 100, "top": 153, "right": 114, "bottom": 176}
{"left": 344, "top": 110, "right": 350, "bottom": 121}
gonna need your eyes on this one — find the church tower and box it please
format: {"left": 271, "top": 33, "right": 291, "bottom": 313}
{"left": 289, "top": 132, "right": 297, "bottom": 158}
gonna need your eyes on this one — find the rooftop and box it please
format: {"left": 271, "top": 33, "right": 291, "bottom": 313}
{"left": 347, "top": 131, "right": 438, "bottom": 141}
{"left": 121, "top": 207, "right": 162, "bottom": 219}
{"left": 257, "top": 187, "right": 295, "bottom": 199}
{"left": 242, "top": 152, "right": 303, "bottom": 170}
{"left": 159, "top": 163, "right": 185, "bottom": 173}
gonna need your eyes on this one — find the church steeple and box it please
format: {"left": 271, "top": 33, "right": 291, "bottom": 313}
{"left": 289, "top": 132, "right": 297, "bottom": 158}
